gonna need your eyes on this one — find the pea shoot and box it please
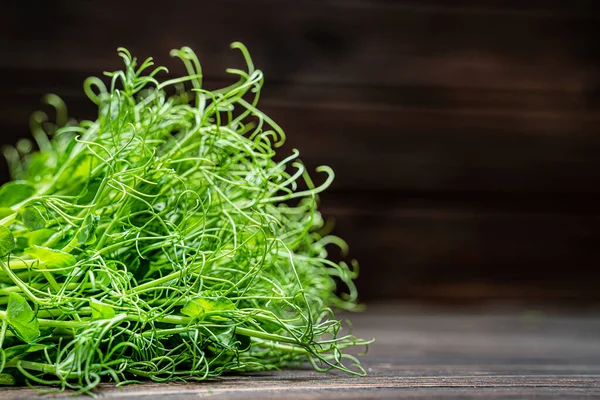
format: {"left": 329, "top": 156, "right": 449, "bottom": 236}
{"left": 0, "top": 43, "right": 370, "bottom": 394}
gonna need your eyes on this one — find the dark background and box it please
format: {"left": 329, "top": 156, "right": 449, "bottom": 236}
{"left": 1, "top": 0, "right": 599, "bottom": 304}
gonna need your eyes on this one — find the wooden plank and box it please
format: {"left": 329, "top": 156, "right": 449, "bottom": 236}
{"left": 2, "top": 91, "right": 600, "bottom": 193}
{"left": 5, "top": 375, "right": 599, "bottom": 399}
{"left": 318, "top": 207, "right": 600, "bottom": 300}
{"left": 0, "top": 0, "right": 598, "bottom": 90}
{"left": 3, "top": 305, "right": 600, "bottom": 398}
{"left": 0, "top": 68, "right": 593, "bottom": 113}
{"left": 273, "top": 106, "right": 600, "bottom": 193}
{"left": 1, "top": 0, "right": 599, "bottom": 303}
{"left": 0, "top": 1, "right": 598, "bottom": 194}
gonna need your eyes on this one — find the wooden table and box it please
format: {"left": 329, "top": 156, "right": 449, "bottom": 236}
{"left": 4, "top": 304, "right": 600, "bottom": 399}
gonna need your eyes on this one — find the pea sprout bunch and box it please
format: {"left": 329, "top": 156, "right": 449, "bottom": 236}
{"left": 0, "top": 43, "right": 370, "bottom": 394}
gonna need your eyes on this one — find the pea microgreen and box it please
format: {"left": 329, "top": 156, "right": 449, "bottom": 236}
{"left": 0, "top": 43, "right": 371, "bottom": 395}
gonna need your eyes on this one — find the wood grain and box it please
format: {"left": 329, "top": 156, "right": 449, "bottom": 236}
{"left": 1, "top": 0, "right": 600, "bottom": 301}
{"left": 3, "top": 304, "right": 600, "bottom": 399}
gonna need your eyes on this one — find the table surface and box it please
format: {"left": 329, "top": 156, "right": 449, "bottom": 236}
{"left": 4, "top": 303, "right": 600, "bottom": 399}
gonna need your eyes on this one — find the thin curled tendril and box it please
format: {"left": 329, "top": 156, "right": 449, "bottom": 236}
{"left": 0, "top": 42, "right": 372, "bottom": 395}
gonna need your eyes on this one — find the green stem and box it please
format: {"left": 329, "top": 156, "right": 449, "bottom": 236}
{"left": 11, "top": 360, "right": 56, "bottom": 374}
{"left": 0, "top": 261, "right": 40, "bottom": 303}
{"left": 0, "top": 317, "right": 7, "bottom": 348}
{"left": 0, "top": 213, "right": 17, "bottom": 227}
{"left": 38, "top": 318, "right": 87, "bottom": 329}
{"left": 35, "top": 312, "right": 307, "bottom": 349}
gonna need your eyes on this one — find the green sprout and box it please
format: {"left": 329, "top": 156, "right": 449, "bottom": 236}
{"left": 0, "top": 43, "right": 371, "bottom": 395}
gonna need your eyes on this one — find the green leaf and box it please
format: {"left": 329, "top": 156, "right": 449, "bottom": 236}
{"left": 25, "top": 245, "right": 76, "bottom": 271}
{"left": 0, "top": 207, "right": 14, "bottom": 219}
{"left": 2, "top": 343, "right": 47, "bottom": 363}
{"left": 23, "top": 152, "right": 52, "bottom": 183}
{"left": 77, "top": 178, "right": 102, "bottom": 205}
{"left": 6, "top": 293, "right": 40, "bottom": 343}
{"left": 77, "top": 214, "right": 98, "bottom": 245}
{"left": 0, "top": 226, "right": 15, "bottom": 257}
{"left": 25, "top": 228, "right": 57, "bottom": 247}
{"left": 90, "top": 298, "right": 116, "bottom": 320}
{"left": 0, "top": 373, "right": 15, "bottom": 385}
{"left": 55, "top": 154, "right": 96, "bottom": 192}
{"left": 92, "top": 262, "right": 118, "bottom": 288}
{"left": 213, "top": 326, "right": 237, "bottom": 349}
{"left": 181, "top": 296, "right": 235, "bottom": 320}
{"left": 0, "top": 181, "right": 35, "bottom": 208}
{"left": 21, "top": 206, "right": 46, "bottom": 231}
{"left": 14, "top": 237, "right": 29, "bottom": 252}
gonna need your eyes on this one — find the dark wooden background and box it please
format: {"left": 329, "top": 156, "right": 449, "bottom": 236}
{"left": 1, "top": 0, "right": 599, "bottom": 303}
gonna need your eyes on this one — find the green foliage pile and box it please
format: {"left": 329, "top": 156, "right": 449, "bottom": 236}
{"left": 0, "top": 43, "right": 369, "bottom": 394}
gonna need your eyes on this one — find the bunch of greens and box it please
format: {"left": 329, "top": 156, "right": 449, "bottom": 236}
{"left": 0, "top": 43, "right": 369, "bottom": 394}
